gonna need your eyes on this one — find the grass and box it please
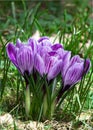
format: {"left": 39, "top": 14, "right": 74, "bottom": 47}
{"left": 0, "top": 0, "right": 93, "bottom": 129}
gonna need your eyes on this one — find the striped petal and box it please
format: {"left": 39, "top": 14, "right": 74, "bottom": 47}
{"left": 17, "top": 46, "right": 34, "bottom": 75}
{"left": 16, "top": 39, "right": 23, "bottom": 48}
{"left": 51, "top": 43, "right": 63, "bottom": 50}
{"left": 34, "top": 54, "right": 45, "bottom": 76}
{"left": 61, "top": 51, "right": 71, "bottom": 78}
{"left": 6, "top": 43, "right": 18, "bottom": 67}
{"left": 83, "top": 59, "right": 91, "bottom": 74}
{"left": 69, "top": 55, "right": 83, "bottom": 66}
{"left": 38, "top": 36, "right": 52, "bottom": 46}
{"left": 48, "top": 60, "right": 62, "bottom": 80}
{"left": 64, "top": 63, "right": 83, "bottom": 87}
{"left": 28, "top": 38, "right": 38, "bottom": 54}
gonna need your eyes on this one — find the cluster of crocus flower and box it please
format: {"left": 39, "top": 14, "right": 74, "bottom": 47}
{"left": 6, "top": 37, "right": 91, "bottom": 103}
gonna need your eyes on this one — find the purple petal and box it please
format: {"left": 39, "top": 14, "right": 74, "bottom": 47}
{"left": 51, "top": 43, "right": 63, "bottom": 50}
{"left": 6, "top": 43, "right": 18, "bottom": 67}
{"left": 44, "top": 56, "right": 52, "bottom": 74}
{"left": 64, "top": 63, "right": 83, "bottom": 87}
{"left": 16, "top": 39, "right": 23, "bottom": 48}
{"left": 34, "top": 54, "right": 45, "bottom": 76}
{"left": 48, "top": 51, "right": 57, "bottom": 56}
{"left": 37, "top": 45, "right": 52, "bottom": 59}
{"left": 61, "top": 51, "right": 71, "bottom": 78}
{"left": 56, "top": 48, "right": 68, "bottom": 59}
{"left": 28, "top": 38, "right": 38, "bottom": 54}
{"left": 16, "top": 46, "right": 34, "bottom": 75}
{"left": 83, "top": 59, "right": 91, "bottom": 74}
{"left": 38, "top": 36, "right": 52, "bottom": 46}
{"left": 69, "top": 55, "right": 83, "bottom": 66}
{"left": 47, "top": 60, "right": 62, "bottom": 80}
{"left": 38, "top": 36, "right": 49, "bottom": 42}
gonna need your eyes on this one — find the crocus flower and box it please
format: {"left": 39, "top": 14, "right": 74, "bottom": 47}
{"left": 6, "top": 39, "right": 35, "bottom": 76}
{"left": 62, "top": 55, "right": 91, "bottom": 92}
{"left": 34, "top": 53, "right": 62, "bottom": 81}
{"left": 34, "top": 45, "right": 62, "bottom": 80}
{"left": 57, "top": 55, "right": 91, "bottom": 102}
{"left": 35, "top": 37, "right": 67, "bottom": 80}
{"left": 46, "top": 53, "right": 62, "bottom": 80}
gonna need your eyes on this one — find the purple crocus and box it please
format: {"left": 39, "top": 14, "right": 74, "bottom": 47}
{"left": 63, "top": 56, "right": 90, "bottom": 92}
{"left": 6, "top": 38, "right": 35, "bottom": 76}
{"left": 34, "top": 52, "right": 62, "bottom": 81}
{"left": 57, "top": 55, "right": 91, "bottom": 102}
{"left": 63, "top": 55, "right": 90, "bottom": 89}
{"left": 34, "top": 37, "right": 62, "bottom": 80}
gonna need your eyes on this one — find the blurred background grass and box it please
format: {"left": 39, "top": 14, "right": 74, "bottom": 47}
{"left": 0, "top": 0, "right": 92, "bottom": 36}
